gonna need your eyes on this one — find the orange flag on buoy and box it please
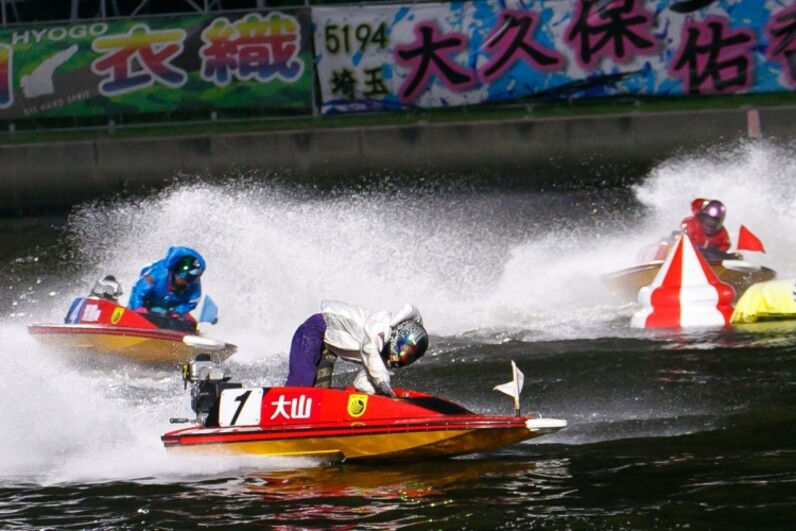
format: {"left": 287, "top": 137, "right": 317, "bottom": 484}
{"left": 737, "top": 225, "right": 765, "bottom": 253}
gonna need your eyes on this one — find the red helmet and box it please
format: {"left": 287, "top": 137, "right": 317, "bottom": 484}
{"left": 691, "top": 198, "right": 708, "bottom": 215}
{"left": 698, "top": 200, "right": 726, "bottom": 236}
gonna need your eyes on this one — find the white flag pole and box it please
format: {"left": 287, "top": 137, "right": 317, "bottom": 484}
{"left": 511, "top": 360, "right": 521, "bottom": 416}
{"left": 493, "top": 360, "right": 524, "bottom": 416}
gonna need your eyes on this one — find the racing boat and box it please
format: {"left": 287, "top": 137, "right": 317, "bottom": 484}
{"left": 604, "top": 239, "right": 775, "bottom": 302}
{"left": 28, "top": 277, "right": 236, "bottom": 364}
{"left": 731, "top": 277, "right": 796, "bottom": 324}
{"left": 162, "top": 356, "right": 566, "bottom": 462}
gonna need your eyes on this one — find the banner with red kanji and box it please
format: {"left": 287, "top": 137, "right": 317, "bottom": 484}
{"left": 312, "top": 0, "right": 796, "bottom": 114}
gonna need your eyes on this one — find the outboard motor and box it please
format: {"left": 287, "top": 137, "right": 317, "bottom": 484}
{"left": 171, "top": 353, "right": 241, "bottom": 425}
{"left": 90, "top": 275, "right": 123, "bottom": 302}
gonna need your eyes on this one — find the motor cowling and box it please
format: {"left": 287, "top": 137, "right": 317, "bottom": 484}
{"left": 179, "top": 354, "right": 241, "bottom": 424}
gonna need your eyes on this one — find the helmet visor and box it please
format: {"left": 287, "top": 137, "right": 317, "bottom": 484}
{"left": 388, "top": 323, "right": 429, "bottom": 368}
{"left": 700, "top": 213, "right": 724, "bottom": 235}
{"left": 174, "top": 257, "right": 203, "bottom": 285}
{"left": 390, "top": 341, "right": 421, "bottom": 367}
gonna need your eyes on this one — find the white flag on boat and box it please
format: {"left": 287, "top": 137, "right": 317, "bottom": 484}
{"left": 199, "top": 295, "right": 219, "bottom": 325}
{"left": 494, "top": 360, "right": 524, "bottom": 399}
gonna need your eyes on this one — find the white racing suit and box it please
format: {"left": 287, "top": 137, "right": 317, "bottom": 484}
{"left": 285, "top": 299, "right": 422, "bottom": 395}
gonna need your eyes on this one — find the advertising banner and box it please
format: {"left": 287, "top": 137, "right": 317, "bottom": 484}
{"left": 312, "top": 0, "right": 796, "bottom": 114}
{"left": 0, "top": 10, "right": 314, "bottom": 120}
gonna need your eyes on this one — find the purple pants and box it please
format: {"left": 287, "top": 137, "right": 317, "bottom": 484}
{"left": 286, "top": 313, "right": 327, "bottom": 386}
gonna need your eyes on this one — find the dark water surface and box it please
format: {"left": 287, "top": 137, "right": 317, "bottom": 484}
{"left": 3, "top": 334, "right": 794, "bottom": 530}
{"left": 2, "top": 154, "right": 796, "bottom": 529}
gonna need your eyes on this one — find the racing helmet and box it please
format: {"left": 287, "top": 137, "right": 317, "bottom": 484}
{"left": 690, "top": 198, "right": 708, "bottom": 215}
{"left": 698, "top": 200, "right": 726, "bottom": 236}
{"left": 172, "top": 255, "right": 204, "bottom": 286}
{"left": 385, "top": 320, "right": 429, "bottom": 368}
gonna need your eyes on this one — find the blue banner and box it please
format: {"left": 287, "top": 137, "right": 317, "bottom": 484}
{"left": 312, "top": 0, "right": 796, "bottom": 114}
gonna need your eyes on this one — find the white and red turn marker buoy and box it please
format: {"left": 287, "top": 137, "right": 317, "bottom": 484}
{"left": 631, "top": 234, "right": 735, "bottom": 329}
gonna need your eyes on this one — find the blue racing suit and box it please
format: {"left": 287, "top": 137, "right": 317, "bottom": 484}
{"left": 128, "top": 246, "right": 205, "bottom": 318}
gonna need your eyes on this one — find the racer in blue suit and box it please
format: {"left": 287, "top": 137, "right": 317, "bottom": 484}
{"left": 128, "top": 246, "right": 206, "bottom": 320}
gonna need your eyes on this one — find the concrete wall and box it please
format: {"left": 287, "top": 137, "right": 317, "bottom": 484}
{"left": 1, "top": 106, "right": 794, "bottom": 215}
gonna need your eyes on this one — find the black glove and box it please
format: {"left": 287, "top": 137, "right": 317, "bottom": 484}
{"left": 376, "top": 381, "right": 397, "bottom": 398}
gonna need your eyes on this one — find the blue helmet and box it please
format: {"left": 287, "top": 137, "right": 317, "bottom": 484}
{"left": 386, "top": 321, "right": 429, "bottom": 368}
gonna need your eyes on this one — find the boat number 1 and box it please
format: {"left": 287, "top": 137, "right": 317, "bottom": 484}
{"left": 219, "top": 388, "right": 263, "bottom": 427}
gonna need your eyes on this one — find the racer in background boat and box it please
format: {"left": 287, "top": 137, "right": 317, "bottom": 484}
{"left": 680, "top": 199, "right": 733, "bottom": 259}
{"left": 286, "top": 300, "right": 429, "bottom": 397}
{"left": 128, "top": 246, "right": 205, "bottom": 321}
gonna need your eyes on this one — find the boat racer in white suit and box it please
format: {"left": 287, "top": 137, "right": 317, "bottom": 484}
{"left": 285, "top": 300, "right": 429, "bottom": 397}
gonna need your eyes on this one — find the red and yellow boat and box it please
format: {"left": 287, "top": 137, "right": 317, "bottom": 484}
{"left": 162, "top": 357, "right": 566, "bottom": 462}
{"left": 29, "top": 296, "right": 236, "bottom": 364}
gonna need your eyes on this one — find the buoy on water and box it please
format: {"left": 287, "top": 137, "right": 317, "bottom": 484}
{"left": 631, "top": 233, "right": 735, "bottom": 329}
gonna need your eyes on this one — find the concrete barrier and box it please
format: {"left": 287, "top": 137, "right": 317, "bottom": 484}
{"left": 1, "top": 106, "right": 794, "bottom": 215}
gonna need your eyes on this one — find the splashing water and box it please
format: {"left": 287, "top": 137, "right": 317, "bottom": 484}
{"left": 2, "top": 140, "right": 796, "bottom": 484}
{"left": 5, "top": 140, "right": 796, "bottom": 348}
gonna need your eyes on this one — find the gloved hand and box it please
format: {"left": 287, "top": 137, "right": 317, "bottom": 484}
{"left": 376, "top": 380, "right": 397, "bottom": 398}
{"left": 149, "top": 306, "right": 168, "bottom": 316}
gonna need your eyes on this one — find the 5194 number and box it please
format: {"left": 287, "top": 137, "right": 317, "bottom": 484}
{"left": 324, "top": 22, "right": 388, "bottom": 54}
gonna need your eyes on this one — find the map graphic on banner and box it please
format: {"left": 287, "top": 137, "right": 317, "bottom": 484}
{"left": 0, "top": 10, "right": 314, "bottom": 119}
{"left": 312, "top": 0, "right": 796, "bottom": 114}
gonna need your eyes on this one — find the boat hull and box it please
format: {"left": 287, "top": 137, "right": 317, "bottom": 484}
{"left": 162, "top": 386, "right": 565, "bottom": 462}
{"left": 603, "top": 259, "right": 776, "bottom": 302}
{"left": 163, "top": 417, "right": 557, "bottom": 462}
{"left": 28, "top": 297, "right": 236, "bottom": 364}
{"left": 731, "top": 277, "right": 796, "bottom": 324}
{"left": 28, "top": 323, "right": 236, "bottom": 364}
